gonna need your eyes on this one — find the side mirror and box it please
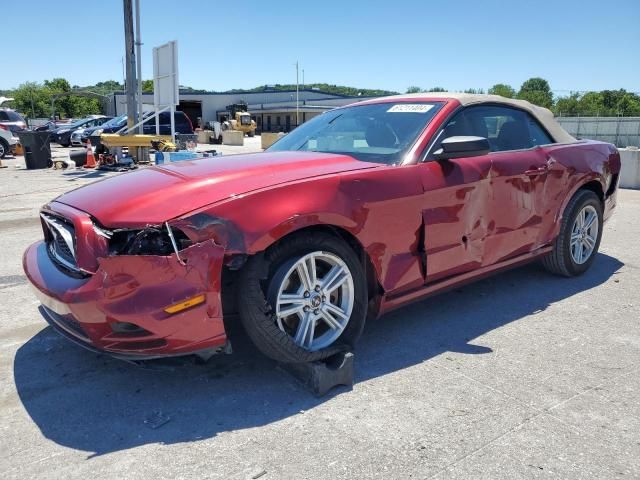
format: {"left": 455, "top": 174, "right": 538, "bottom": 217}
{"left": 433, "top": 136, "right": 490, "bottom": 160}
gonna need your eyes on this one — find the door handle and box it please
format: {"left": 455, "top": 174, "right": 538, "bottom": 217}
{"left": 524, "top": 166, "right": 548, "bottom": 176}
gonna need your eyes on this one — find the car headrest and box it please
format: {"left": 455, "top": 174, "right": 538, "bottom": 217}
{"left": 365, "top": 123, "right": 397, "bottom": 148}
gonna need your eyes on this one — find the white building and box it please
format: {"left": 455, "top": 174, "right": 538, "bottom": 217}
{"left": 109, "top": 88, "right": 379, "bottom": 132}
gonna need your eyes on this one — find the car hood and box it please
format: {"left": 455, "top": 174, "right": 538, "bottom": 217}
{"left": 55, "top": 151, "right": 379, "bottom": 227}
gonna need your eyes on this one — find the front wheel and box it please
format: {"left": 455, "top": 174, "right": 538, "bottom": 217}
{"left": 0, "top": 139, "right": 7, "bottom": 159}
{"left": 542, "top": 190, "right": 603, "bottom": 276}
{"left": 238, "top": 232, "right": 367, "bottom": 363}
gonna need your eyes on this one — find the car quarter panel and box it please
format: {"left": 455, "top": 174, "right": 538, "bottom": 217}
{"left": 538, "top": 140, "right": 620, "bottom": 243}
{"left": 174, "top": 166, "right": 428, "bottom": 296}
{"left": 482, "top": 147, "right": 552, "bottom": 265}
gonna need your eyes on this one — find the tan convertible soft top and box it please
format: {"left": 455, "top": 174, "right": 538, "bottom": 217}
{"left": 366, "top": 92, "right": 576, "bottom": 144}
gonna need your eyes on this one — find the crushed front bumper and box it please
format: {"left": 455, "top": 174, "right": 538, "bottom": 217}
{"left": 23, "top": 239, "right": 229, "bottom": 360}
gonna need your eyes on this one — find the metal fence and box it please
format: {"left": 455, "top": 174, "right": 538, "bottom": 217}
{"left": 557, "top": 117, "right": 640, "bottom": 148}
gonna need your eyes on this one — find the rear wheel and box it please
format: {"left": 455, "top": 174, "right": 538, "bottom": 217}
{"left": 0, "top": 139, "right": 7, "bottom": 159}
{"left": 238, "top": 231, "right": 367, "bottom": 363}
{"left": 542, "top": 190, "right": 603, "bottom": 276}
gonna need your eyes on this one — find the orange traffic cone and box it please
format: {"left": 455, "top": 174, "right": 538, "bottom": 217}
{"left": 84, "top": 140, "right": 97, "bottom": 169}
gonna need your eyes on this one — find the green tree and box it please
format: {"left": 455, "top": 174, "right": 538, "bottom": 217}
{"left": 91, "top": 80, "right": 124, "bottom": 96}
{"left": 11, "top": 82, "right": 50, "bottom": 118}
{"left": 44, "top": 78, "right": 72, "bottom": 92}
{"left": 142, "top": 79, "right": 154, "bottom": 93}
{"left": 9, "top": 78, "right": 105, "bottom": 119}
{"left": 577, "top": 91, "right": 605, "bottom": 115}
{"left": 488, "top": 83, "right": 516, "bottom": 98}
{"left": 617, "top": 92, "right": 640, "bottom": 116}
{"left": 45, "top": 78, "right": 74, "bottom": 118}
{"left": 67, "top": 95, "right": 102, "bottom": 117}
{"left": 406, "top": 86, "right": 421, "bottom": 94}
{"left": 463, "top": 88, "right": 485, "bottom": 94}
{"left": 554, "top": 92, "right": 581, "bottom": 116}
{"left": 517, "top": 77, "right": 553, "bottom": 108}
{"left": 426, "top": 87, "right": 446, "bottom": 92}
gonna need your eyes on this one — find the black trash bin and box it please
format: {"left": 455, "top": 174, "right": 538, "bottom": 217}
{"left": 17, "top": 131, "right": 52, "bottom": 169}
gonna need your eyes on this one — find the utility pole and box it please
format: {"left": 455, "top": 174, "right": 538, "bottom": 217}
{"left": 295, "top": 61, "right": 299, "bottom": 128}
{"left": 134, "top": 0, "right": 143, "bottom": 133}
{"left": 123, "top": 0, "right": 138, "bottom": 132}
{"left": 302, "top": 69, "right": 305, "bottom": 89}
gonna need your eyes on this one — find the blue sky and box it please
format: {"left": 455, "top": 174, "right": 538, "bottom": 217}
{"left": 5, "top": 0, "right": 639, "bottom": 94}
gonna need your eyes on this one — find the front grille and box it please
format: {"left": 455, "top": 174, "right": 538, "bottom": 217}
{"left": 52, "top": 229, "right": 74, "bottom": 263}
{"left": 41, "top": 212, "right": 79, "bottom": 272}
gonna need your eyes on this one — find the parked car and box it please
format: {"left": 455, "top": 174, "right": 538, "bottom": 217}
{"left": 79, "top": 114, "right": 127, "bottom": 144}
{"left": 0, "top": 124, "right": 18, "bottom": 158}
{"left": 51, "top": 116, "right": 111, "bottom": 147}
{"left": 70, "top": 120, "right": 115, "bottom": 146}
{"left": 82, "top": 111, "right": 193, "bottom": 154}
{"left": 34, "top": 119, "right": 76, "bottom": 132}
{"left": 23, "top": 93, "right": 620, "bottom": 364}
{"left": 0, "top": 109, "right": 27, "bottom": 133}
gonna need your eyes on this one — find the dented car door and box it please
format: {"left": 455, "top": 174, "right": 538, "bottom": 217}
{"left": 483, "top": 147, "right": 551, "bottom": 264}
{"left": 419, "top": 155, "right": 493, "bottom": 283}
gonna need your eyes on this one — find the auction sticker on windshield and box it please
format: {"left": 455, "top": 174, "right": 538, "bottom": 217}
{"left": 387, "top": 104, "right": 435, "bottom": 113}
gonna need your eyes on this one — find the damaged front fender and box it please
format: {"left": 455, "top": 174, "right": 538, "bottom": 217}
{"left": 23, "top": 234, "right": 229, "bottom": 357}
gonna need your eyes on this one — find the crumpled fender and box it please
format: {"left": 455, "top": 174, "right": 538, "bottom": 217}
{"left": 171, "top": 166, "right": 426, "bottom": 297}
{"left": 94, "top": 240, "right": 224, "bottom": 320}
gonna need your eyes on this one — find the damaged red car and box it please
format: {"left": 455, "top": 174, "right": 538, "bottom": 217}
{"left": 23, "top": 93, "right": 620, "bottom": 363}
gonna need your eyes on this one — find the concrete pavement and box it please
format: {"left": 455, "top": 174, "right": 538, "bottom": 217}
{"left": 0, "top": 148, "right": 638, "bottom": 479}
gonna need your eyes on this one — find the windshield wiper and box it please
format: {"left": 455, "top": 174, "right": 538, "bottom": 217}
{"left": 327, "top": 113, "right": 343, "bottom": 125}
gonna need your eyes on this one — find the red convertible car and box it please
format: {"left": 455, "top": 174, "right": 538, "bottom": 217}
{"left": 23, "top": 93, "right": 620, "bottom": 363}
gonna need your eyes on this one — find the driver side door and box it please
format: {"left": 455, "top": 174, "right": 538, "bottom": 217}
{"left": 418, "top": 105, "right": 553, "bottom": 283}
{"left": 418, "top": 109, "right": 494, "bottom": 283}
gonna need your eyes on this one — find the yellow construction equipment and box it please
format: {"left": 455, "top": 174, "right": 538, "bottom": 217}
{"left": 223, "top": 103, "right": 256, "bottom": 137}
{"left": 99, "top": 134, "right": 172, "bottom": 148}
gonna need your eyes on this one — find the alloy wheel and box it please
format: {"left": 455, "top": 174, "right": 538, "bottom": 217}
{"left": 274, "top": 251, "right": 354, "bottom": 351}
{"left": 570, "top": 205, "right": 599, "bottom": 264}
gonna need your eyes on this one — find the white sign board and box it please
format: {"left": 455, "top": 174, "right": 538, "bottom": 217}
{"left": 153, "top": 41, "right": 179, "bottom": 107}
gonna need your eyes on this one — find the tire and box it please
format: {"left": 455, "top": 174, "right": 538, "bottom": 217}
{"left": 0, "top": 139, "right": 7, "bottom": 159}
{"left": 238, "top": 231, "right": 368, "bottom": 363}
{"left": 542, "top": 190, "right": 603, "bottom": 277}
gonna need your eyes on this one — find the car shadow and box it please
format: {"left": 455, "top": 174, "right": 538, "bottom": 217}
{"left": 13, "top": 253, "right": 623, "bottom": 457}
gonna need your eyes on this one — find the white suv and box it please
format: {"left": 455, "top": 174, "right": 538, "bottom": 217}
{"left": 0, "top": 125, "right": 17, "bottom": 159}
{"left": 0, "top": 108, "right": 27, "bottom": 132}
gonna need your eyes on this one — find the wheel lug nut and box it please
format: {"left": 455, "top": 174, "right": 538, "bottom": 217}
{"left": 303, "top": 306, "right": 310, "bottom": 312}
{"left": 313, "top": 309, "right": 319, "bottom": 315}
{"left": 304, "top": 291, "right": 310, "bottom": 298}
{"left": 314, "top": 285, "right": 321, "bottom": 292}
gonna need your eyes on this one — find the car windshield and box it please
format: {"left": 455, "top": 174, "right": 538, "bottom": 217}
{"left": 62, "top": 121, "right": 83, "bottom": 128}
{"left": 267, "top": 101, "right": 443, "bottom": 164}
{"left": 66, "top": 118, "right": 94, "bottom": 128}
{"left": 102, "top": 115, "right": 126, "bottom": 128}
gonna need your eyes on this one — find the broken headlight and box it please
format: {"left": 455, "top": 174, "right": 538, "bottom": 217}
{"left": 107, "top": 226, "right": 192, "bottom": 256}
